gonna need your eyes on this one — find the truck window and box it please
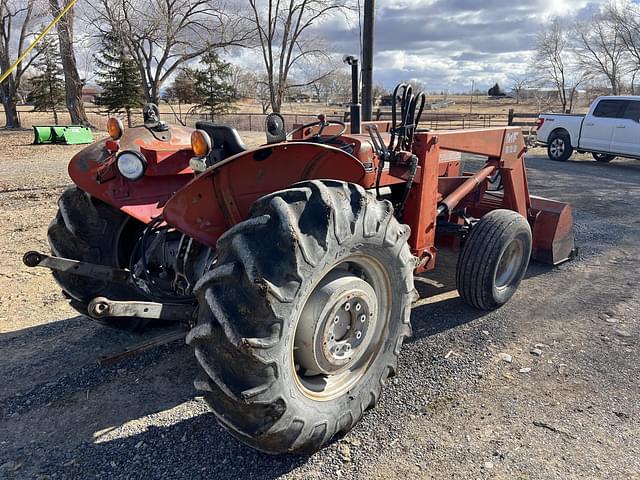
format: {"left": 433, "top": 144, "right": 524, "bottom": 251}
{"left": 622, "top": 101, "right": 640, "bottom": 121}
{"left": 593, "top": 100, "right": 629, "bottom": 118}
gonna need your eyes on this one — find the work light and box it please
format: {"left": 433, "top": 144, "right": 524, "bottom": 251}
{"left": 116, "top": 151, "right": 147, "bottom": 181}
{"left": 191, "top": 130, "right": 212, "bottom": 158}
{"left": 107, "top": 117, "right": 124, "bottom": 140}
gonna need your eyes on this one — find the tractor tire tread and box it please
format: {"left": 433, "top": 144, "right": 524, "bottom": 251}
{"left": 189, "top": 180, "right": 414, "bottom": 454}
{"left": 456, "top": 210, "right": 531, "bottom": 310}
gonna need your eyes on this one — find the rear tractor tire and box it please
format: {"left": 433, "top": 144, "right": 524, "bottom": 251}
{"left": 47, "top": 187, "right": 146, "bottom": 330}
{"left": 547, "top": 131, "right": 573, "bottom": 161}
{"left": 456, "top": 209, "right": 532, "bottom": 311}
{"left": 188, "top": 180, "right": 416, "bottom": 454}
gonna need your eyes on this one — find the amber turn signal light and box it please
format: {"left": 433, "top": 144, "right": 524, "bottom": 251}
{"left": 191, "top": 129, "right": 212, "bottom": 158}
{"left": 107, "top": 117, "right": 124, "bottom": 140}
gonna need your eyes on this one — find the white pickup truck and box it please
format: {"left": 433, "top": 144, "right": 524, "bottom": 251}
{"left": 536, "top": 96, "right": 640, "bottom": 162}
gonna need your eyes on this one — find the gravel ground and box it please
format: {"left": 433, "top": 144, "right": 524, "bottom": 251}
{"left": 0, "top": 130, "right": 638, "bottom": 479}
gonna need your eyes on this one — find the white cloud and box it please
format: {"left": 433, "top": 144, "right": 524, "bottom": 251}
{"left": 222, "top": 0, "right": 608, "bottom": 93}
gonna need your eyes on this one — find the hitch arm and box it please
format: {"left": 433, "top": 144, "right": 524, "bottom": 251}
{"left": 23, "top": 251, "right": 131, "bottom": 284}
{"left": 88, "top": 297, "right": 195, "bottom": 323}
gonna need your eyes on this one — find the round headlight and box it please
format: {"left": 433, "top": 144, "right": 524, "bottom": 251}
{"left": 107, "top": 117, "right": 124, "bottom": 140}
{"left": 116, "top": 151, "right": 147, "bottom": 181}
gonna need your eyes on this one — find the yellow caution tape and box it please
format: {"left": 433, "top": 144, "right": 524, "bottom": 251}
{"left": 0, "top": 0, "right": 79, "bottom": 85}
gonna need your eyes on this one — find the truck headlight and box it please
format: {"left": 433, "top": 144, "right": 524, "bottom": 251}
{"left": 116, "top": 151, "right": 147, "bottom": 181}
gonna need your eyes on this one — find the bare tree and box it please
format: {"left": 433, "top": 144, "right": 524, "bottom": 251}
{"left": 607, "top": 0, "right": 640, "bottom": 93}
{"left": 312, "top": 70, "right": 351, "bottom": 105}
{"left": 49, "top": 0, "right": 90, "bottom": 126}
{"left": 574, "top": 12, "right": 627, "bottom": 95}
{"left": 247, "top": 0, "right": 350, "bottom": 113}
{"left": 93, "top": 0, "right": 252, "bottom": 104}
{"left": 535, "top": 18, "right": 587, "bottom": 113}
{"left": 0, "top": 0, "right": 41, "bottom": 128}
{"left": 508, "top": 72, "right": 533, "bottom": 104}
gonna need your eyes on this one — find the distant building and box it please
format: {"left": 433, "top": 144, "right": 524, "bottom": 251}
{"left": 82, "top": 85, "right": 100, "bottom": 104}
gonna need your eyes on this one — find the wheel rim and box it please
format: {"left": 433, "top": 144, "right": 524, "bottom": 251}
{"left": 549, "top": 138, "right": 565, "bottom": 158}
{"left": 494, "top": 238, "right": 525, "bottom": 290}
{"left": 292, "top": 255, "right": 391, "bottom": 401}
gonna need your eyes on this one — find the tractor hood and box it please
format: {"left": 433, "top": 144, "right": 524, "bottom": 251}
{"left": 68, "top": 124, "right": 197, "bottom": 224}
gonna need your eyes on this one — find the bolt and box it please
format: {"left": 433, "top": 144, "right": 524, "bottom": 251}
{"left": 344, "top": 303, "right": 351, "bottom": 312}
{"left": 334, "top": 316, "right": 340, "bottom": 324}
{"left": 360, "top": 315, "right": 366, "bottom": 323}
{"left": 355, "top": 303, "right": 362, "bottom": 311}
{"left": 355, "top": 331, "right": 362, "bottom": 339}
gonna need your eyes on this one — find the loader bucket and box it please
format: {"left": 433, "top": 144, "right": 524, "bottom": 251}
{"left": 61, "top": 126, "right": 94, "bottom": 145}
{"left": 33, "top": 126, "right": 56, "bottom": 144}
{"left": 529, "top": 196, "right": 575, "bottom": 265}
{"left": 32, "top": 125, "right": 93, "bottom": 145}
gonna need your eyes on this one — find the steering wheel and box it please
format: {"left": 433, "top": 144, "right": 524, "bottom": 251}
{"left": 287, "top": 116, "right": 347, "bottom": 144}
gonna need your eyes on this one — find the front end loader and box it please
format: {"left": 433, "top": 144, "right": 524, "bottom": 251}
{"left": 24, "top": 80, "right": 574, "bottom": 454}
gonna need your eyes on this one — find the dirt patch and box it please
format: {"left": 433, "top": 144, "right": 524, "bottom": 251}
{"left": 0, "top": 131, "right": 638, "bottom": 479}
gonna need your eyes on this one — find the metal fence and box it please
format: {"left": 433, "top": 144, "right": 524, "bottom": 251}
{"left": 2, "top": 107, "right": 346, "bottom": 131}
{"left": 3, "top": 106, "right": 513, "bottom": 132}
{"left": 361, "top": 110, "right": 509, "bottom": 130}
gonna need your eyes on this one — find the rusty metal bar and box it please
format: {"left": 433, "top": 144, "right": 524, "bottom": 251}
{"left": 23, "top": 251, "right": 130, "bottom": 284}
{"left": 97, "top": 330, "right": 186, "bottom": 366}
{"left": 437, "top": 164, "right": 496, "bottom": 216}
{"left": 87, "top": 297, "right": 195, "bottom": 323}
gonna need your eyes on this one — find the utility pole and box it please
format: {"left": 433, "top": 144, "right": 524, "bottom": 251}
{"left": 362, "top": 0, "right": 375, "bottom": 121}
{"left": 469, "top": 79, "right": 475, "bottom": 114}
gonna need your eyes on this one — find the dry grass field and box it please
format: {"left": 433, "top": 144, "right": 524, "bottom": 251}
{"left": 1, "top": 94, "right": 590, "bottom": 131}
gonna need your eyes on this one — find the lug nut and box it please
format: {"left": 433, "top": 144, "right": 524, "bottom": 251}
{"left": 334, "top": 316, "right": 340, "bottom": 324}
{"left": 355, "top": 331, "right": 362, "bottom": 339}
{"left": 344, "top": 303, "right": 351, "bottom": 311}
{"left": 360, "top": 314, "right": 366, "bottom": 323}
{"left": 355, "top": 303, "right": 362, "bottom": 311}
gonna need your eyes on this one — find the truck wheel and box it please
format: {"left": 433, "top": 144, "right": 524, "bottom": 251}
{"left": 456, "top": 210, "right": 532, "bottom": 311}
{"left": 547, "top": 131, "right": 573, "bottom": 161}
{"left": 47, "top": 187, "right": 147, "bottom": 330}
{"left": 592, "top": 152, "right": 616, "bottom": 163}
{"left": 188, "top": 180, "right": 416, "bottom": 454}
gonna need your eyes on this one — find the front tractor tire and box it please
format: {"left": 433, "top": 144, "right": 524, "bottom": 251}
{"left": 188, "top": 180, "right": 416, "bottom": 454}
{"left": 47, "top": 187, "right": 145, "bottom": 329}
{"left": 456, "top": 210, "right": 532, "bottom": 311}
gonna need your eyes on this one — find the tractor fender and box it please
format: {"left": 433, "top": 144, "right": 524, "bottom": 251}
{"left": 162, "top": 142, "right": 366, "bottom": 248}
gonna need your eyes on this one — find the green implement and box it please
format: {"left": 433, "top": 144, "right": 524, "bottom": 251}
{"left": 33, "top": 125, "right": 94, "bottom": 145}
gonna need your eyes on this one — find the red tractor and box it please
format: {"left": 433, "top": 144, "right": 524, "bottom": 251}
{"left": 24, "top": 82, "right": 574, "bottom": 454}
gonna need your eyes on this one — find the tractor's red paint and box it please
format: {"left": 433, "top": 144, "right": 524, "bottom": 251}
{"left": 67, "top": 119, "right": 574, "bottom": 272}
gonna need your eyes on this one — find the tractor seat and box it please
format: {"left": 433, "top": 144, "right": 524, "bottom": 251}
{"left": 195, "top": 121, "right": 247, "bottom": 163}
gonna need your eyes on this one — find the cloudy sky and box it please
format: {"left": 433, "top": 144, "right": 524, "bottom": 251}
{"left": 304, "top": 0, "right": 607, "bottom": 93}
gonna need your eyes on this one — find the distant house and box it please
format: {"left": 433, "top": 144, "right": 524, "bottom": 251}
{"left": 516, "top": 87, "right": 586, "bottom": 101}
{"left": 82, "top": 85, "right": 100, "bottom": 104}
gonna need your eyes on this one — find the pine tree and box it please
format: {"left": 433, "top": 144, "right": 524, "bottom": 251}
{"left": 190, "top": 49, "right": 236, "bottom": 119}
{"left": 95, "top": 31, "right": 145, "bottom": 127}
{"left": 28, "top": 36, "right": 65, "bottom": 125}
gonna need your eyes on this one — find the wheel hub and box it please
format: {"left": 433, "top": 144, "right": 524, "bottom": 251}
{"left": 295, "top": 272, "right": 377, "bottom": 376}
{"left": 495, "top": 238, "right": 524, "bottom": 290}
{"left": 550, "top": 139, "right": 565, "bottom": 157}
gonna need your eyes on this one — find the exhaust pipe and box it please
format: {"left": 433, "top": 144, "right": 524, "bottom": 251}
{"left": 344, "top": 55, "right": 361, "bottom": 134}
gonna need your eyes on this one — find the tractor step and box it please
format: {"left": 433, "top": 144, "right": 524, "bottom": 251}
{"left": 23, "top": 251, "right": 130, "bottom": 284}
{"left": 87, "top": 297, "right": 195, "bottom": 323}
